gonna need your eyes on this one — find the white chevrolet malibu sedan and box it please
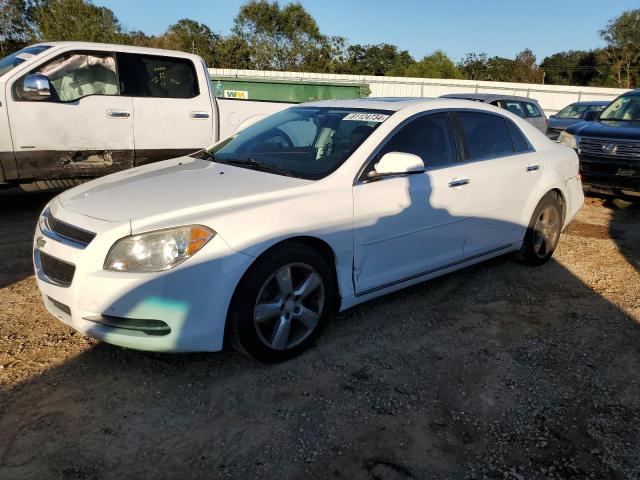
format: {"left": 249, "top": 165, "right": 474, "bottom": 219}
{"left": 33, "top": 98, "right": 583, "bottom": 362}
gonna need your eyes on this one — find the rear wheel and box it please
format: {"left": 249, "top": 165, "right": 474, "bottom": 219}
{"left": 227, "top": 243, "right": 337, "bottom": 362}
{"left": 520, "top": 192, "right": 562, "bottom": 266}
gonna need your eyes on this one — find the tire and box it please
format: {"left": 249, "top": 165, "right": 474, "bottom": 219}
{"left": 519, "top": 192, "right": 563, "bottom": 266}
{"left": 226, "top": 243, "right": 337, "bottom": 363}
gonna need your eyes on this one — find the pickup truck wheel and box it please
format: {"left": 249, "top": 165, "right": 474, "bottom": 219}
{"left": 227, "top": 244, "right": 337, "bottom": 363}
{"left": 520, "top": 192, "right": 562, "bottom": 266}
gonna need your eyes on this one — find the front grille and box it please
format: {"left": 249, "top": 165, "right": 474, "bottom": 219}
{"left": 46, "top": 213, "right": 96, "bottom": 246}
{"left": 40, "top": 251, "right": 76, "bottom": 286}
{"left": 579, "top": 136, "right": 640, "bottom": 159}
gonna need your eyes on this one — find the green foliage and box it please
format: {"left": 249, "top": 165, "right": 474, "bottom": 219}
{"left": 0, "top": 0, "right": 637, "bottom": 88}
{"left": 28, "top": 0, "right": 124, "bottom": 43}
{"left": 405, "top": 50, "right": 463, "bottom": 79}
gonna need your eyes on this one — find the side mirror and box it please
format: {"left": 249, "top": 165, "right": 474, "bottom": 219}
{"left": 549, "top": 114, "right": 557, "bottom": 119}
{"left": 22, "top": 74, "right": 51, "bottom": 101}
{"left": 583, "top": 110, "right": 600, "bottom": 122}
{"left": 369, "top": 152, "right": 425, "bottom": 179}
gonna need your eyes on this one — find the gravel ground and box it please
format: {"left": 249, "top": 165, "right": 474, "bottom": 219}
{"left": 0, "top": 189, "right": 638, "bottom": 480}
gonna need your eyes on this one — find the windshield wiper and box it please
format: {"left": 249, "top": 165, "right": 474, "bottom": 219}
{"left": 216, "top": 157, "right": 296, "bottom": 177}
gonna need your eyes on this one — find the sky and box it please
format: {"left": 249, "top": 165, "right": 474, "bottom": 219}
{"left": 97, "top": 0, "right": 639, "bottom": 61}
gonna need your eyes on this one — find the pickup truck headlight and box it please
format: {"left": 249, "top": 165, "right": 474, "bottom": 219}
{"left": 104, "top": 225, "right": 215, "bottom": 272}
{"left": 558, "top": 131, "right": 578, "bottom": 149}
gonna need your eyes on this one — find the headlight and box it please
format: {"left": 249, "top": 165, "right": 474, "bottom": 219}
{"left": 558, "top": 131, "right": 578, "bottom": 149}
{"left": 104, "top": 225, "right": 215, "bottom": 272}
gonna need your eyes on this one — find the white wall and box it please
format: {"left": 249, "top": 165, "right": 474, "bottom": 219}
{"left": 210, "top": 68, "right": 629, "bottom": 114}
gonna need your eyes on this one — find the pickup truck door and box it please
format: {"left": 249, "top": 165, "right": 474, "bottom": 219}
{"left": 117, "top": 53, "right": 214, "bottom": 166}
{"left": 5, "top": 50, "right": 134, "bottom": 181}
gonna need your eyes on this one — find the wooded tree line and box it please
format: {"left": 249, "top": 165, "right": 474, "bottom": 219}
{"left": 1, "top": 0, "right": 638, "bottom": 88}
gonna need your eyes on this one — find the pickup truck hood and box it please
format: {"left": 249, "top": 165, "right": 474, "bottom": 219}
{"left": 547, "top": 117, "right": 586, "bottom": 131}
{"left": 58, "top": 157, "right": 311, "bottom": 222}
{"left": 568, "top": 120, "right": 640, "bottom": 140}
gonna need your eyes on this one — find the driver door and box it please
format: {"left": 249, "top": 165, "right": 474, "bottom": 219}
{"left": 6, "top": 50, "right": 134, "bottom": 181}
{"left": 352, "top": 112, "right": 474, "bottom": 294}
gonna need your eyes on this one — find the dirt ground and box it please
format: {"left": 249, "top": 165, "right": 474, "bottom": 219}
{"left": 0, "top": 188, "right": 638, "bottom": 480}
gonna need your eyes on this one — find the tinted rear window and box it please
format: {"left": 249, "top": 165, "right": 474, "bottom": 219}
{"left": 457, "top": 112, "right": 514, "bottom": 160}
{"left": 506, "top": 120, "right": 532, "bottom": 153}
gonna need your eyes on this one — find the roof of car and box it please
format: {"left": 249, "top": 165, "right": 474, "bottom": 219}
{"left": 570, "top": 100, "right": 610, "bottom": 106}
{"left": 302, "top": 97, "right": 437, "bottom": 111}
{"left": 440, "top": 93, "right": 541, "bottom": 104}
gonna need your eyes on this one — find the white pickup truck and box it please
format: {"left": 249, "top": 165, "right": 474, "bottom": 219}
{"left": 0, "top": 42, "right": 291, "bottom": 190}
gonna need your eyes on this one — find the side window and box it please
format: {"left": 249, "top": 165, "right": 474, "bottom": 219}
{"left": 457, "top": 112, "right": 514, "bottom": 160}
{"left": 119, "top": 54, "right": 198, "bottom": 99}
{"left": 378, "top": 113, "right": 457, "bottom": 169}
{"left": 506, "top": 120, "right": 532, "bottom": 153}
{"left": 525, "top": 102, "right": 542, "bottom": 118}
{"left": 502, "top": 101, "right": 526, "bottom": 118}
{"left": 25, "top": 52, "right": 119, "bottom": 102}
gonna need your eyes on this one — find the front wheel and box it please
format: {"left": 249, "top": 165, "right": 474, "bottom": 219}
{"left": 519, "top": 192, "right": 563, "bottom": 266}
{"left": 226, "top": 243, "right": 337, "bottom": 362}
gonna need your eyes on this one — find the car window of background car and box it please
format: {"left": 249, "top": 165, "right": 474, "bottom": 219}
{"left": 118, "top": 53, "right": 198, "bottom": 98}
{"left": 599, "top": 95, "right": 640, "bottom": 121}
{"left": 457, "top": 112, "right": 514, "bottom": 160}
{"left": 36, "top": 53, "right": 119, "bottom": 102}
{"left": 209, "top": 107, "right": 389, "bottom": 179}
{"left": 525, "top": 103, "right": 542, "bottom": 118}
{"left": 0, "top": 45, "right": 51, "bottom": 77}
{"left": 378, "top": 113, "right": 457, "bottom": 169}
{"left": 556, "top": 104, "right": 591, "bottom": 119}
{"left": 503, "top": 101, "right": 526, "bottom": 118}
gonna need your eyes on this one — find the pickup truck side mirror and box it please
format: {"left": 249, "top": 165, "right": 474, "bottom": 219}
{"left": 22, "top": 74, "right": 51, "bottom": 101}
{"left": 369, "top": 152, "right": 425, "bottom": 179}
{"left": 549, "top": 114, "right": 557, "bottom": 119}
{"left": 583, "top": 110, "right": 600, "bottom": 122}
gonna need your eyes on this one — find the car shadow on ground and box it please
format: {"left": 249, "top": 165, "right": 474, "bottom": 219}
{"left": 1, "top": 188, "right": 639, "bottom": 478}
{"left": 0, "top": 188, "right": 58, "bottom": 288}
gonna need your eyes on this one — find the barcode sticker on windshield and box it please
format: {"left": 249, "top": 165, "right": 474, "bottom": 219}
{"left": 343, "top": 113, "right": 389, "bottom": 122}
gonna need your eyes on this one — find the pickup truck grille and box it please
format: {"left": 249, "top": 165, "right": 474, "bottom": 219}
{"left": 46, "top": 212, "right": 96, "bottom": 247}
{"left": 579, "top": 136, "right": 640, "bottom": 159}
{"left": 40, "top": 251, "right": 76, "bottom": 286}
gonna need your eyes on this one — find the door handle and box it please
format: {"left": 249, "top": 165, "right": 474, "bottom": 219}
{"left": 107, "top": 110, "right": 130, "bottom": 118}
{"left": 526, "top": 164, "right": 541, "bottom": 172}
{"left": 191, "top": 111, "right": 210, "bottom": 119}
{"left": 448, "top": 178, "right": 471, "bottom": 188}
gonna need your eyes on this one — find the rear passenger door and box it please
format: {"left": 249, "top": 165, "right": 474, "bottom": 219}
{"left": 118, "top": 53, "right": 214, "bottom": 166}
{"left": 452, "top": 111, "right": 543, "bottom": 256}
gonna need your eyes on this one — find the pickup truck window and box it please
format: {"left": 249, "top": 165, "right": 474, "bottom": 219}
{"left": 118, "top": 53, "right": 199, "bottom": 99}
{"left": 34, "top": 53, "right": 119, "bottom": 102}
{"left": 206, "top": 107, "right": 390, "bottom": 180}
{"left": 0, "top": 45, "right": 51, "bottom": 77}
{"left": 599, "top": 94, "right": 640, "bottom": 121}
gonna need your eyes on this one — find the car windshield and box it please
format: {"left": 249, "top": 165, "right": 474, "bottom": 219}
{"left": 205, "top": 107, "right": 391, "bottom": 179}
{"left": 599, "top": 95, "right": 640, "bottom": 121}
{"left": 556, "top": 104, "right": 605, "bottom": 119}
{"left": 0, "top": 45, "right": 51, "bottom": 77}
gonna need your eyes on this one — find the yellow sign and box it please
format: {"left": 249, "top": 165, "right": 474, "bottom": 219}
{"left": 223, "top": 90, "right": 249, "bottom": 99}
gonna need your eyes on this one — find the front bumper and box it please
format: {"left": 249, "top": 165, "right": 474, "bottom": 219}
{"left": 579, "top": 154, "right": 640, "bottom": 196}
{"left": 33, "top": 200, "right": 254, "bottom": 352}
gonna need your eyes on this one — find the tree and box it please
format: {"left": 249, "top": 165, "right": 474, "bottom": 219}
{"left": 404, "top": 50, "right": 463, "bottom": 79}
{"left": 212, "top": 35, "right": 252, "bottom": 69}
{"left": 0, "top": 0, "right": 32, "bottom": 54}
{"left": 600, "top": 9, "right": 640, "bottom": 88}
{"left": 29, "top": 0, "right": 124, "bottom": 43}
{"left": 512, "top": 48, "right": 543, "bottom": 83}
{"left": 540, "top": 50, "right": 600, "bottom": 86}
{"left": 458, "top": 52, "right": 491, "bottom": 80}
{"left": 232, "top": 0, "right": 331, "bottom": 71}
{"left": 339, "top": 43, "right": 414, "bottom": 76}
{"left": 163, "top": 19, "right": 218, "bottom": 66}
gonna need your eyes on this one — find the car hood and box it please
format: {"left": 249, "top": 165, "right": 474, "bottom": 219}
{"left": 548, "top": 118, "right": 585, "bottom": 130}
{"left": 58, "top": 157, "right": 312, "bottom": 222}
{"left": 567, "top": 120, "right": 640, "bottom": 140}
